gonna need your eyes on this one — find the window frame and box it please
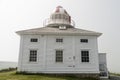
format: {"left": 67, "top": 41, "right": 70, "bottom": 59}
{"left": 30, "top": 38, "right": 38, "bottom": 42}
{"left": 80, "top": 39, "right": 88, "bottom": 43}
{"left": 55, "top": 50, "right": 63, "bottom": 63}
{"left": 56, "top": 38, "right": 63, "bottom": 43}
{"left": 81, "top": 50, "right": 89, "bottom": 63}
{"left": 29, "top": 50, "right": 37, "bottom": 62}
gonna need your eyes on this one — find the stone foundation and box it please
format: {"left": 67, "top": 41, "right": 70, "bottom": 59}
{"left": 51, "top": 73, "right": 100, "bottom": 79}
{"left": 73, "top": 73, "right": 99, "bottom": 79}
{"left": 17, "top": 71, "right": 100, "bottom": 79}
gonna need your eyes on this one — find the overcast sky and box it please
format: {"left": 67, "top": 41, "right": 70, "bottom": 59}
{"left": 0, "top": 0, "right": 120, "bottom": 73}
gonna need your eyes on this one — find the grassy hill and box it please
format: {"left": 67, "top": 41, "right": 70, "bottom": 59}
{"left": 0, "top": 70, "right": 98, "bottom": 80}
{"left": 110, "top": 72, "right": 120, "bottom": 76}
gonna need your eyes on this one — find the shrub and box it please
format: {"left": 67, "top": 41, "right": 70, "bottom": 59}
{"left": 0, "top": 67, "right": 17, "bottom": 72}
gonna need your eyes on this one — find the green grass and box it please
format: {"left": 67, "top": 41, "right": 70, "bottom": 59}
{"left": 0, "top": 71, "right": 98, "bottom": 80}
{"left": 110, "top": 72, "right": 120, "bottom": 76}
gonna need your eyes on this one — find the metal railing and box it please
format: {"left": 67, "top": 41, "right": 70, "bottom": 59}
{"left": 43, "top": 18, "right": 75, "bottom": 27}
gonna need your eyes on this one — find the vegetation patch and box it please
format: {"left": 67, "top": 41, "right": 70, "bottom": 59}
{"left": 110, "top": 73, "right": 120, "bottom": 76}
{"left": 0, "top": 67, "right": 17, "bottom": 72}
{"left": 0, "top": 70, "right": 99, "bottom": 80}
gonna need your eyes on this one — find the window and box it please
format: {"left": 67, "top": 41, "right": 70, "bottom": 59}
{"left": 30, "top": 38, "right": 38, "bottom": 42}
{"left": 80, "top": 39, "right": 88, "bottom": 43}
{"left": 55, "top": 14, "right": 60, "bottom": 19}
{"left": 29, "top": 50, "right": 37, "bottom": 62}
{"left": 59, "top": 14, "right": 62, "bottom": 19}
{"left": 81, "top": 50, "right": 89, "bottom": 62}
{"left": 56, "top": 38, "right": 63, "bottom": 42}
{"left": 59, "top": 26, "right": 66, "bottom": 30}
{"left": 56, "top": 50, "right": 63, "bottom": 62}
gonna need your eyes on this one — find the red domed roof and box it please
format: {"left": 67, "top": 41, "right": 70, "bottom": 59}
{"left": 55, "top": 6, "right": 68, "bottom": 14}
{"left": 47, "top": 6, "right": 73, "bottom": 27}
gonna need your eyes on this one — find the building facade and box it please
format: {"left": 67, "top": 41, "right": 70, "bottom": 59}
{"left": 16, "top": 6, "right": 108, "bottom": 78}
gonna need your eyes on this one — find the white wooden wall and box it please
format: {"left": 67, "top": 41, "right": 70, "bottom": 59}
{"left": 18, "top": 34, "right": 99, "bottom": 74}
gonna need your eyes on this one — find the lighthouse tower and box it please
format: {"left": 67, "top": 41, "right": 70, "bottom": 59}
{"left": 45, "top": 6, "right": 75, "bottom": 28}
{"left": 16, "top": 6, "right": 108, "bottom": 79}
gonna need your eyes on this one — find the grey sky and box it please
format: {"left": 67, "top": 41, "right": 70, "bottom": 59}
{"left": 0, "top": 0, "right": 120, "bottom": 73}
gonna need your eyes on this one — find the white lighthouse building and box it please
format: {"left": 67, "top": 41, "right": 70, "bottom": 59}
{"left": 16, "top": 6, "right": 108, "bottom": 78}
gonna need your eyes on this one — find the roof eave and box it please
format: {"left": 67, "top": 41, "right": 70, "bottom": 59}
{"left": 16, "top": 31, "right": 102, "bottom": 37}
